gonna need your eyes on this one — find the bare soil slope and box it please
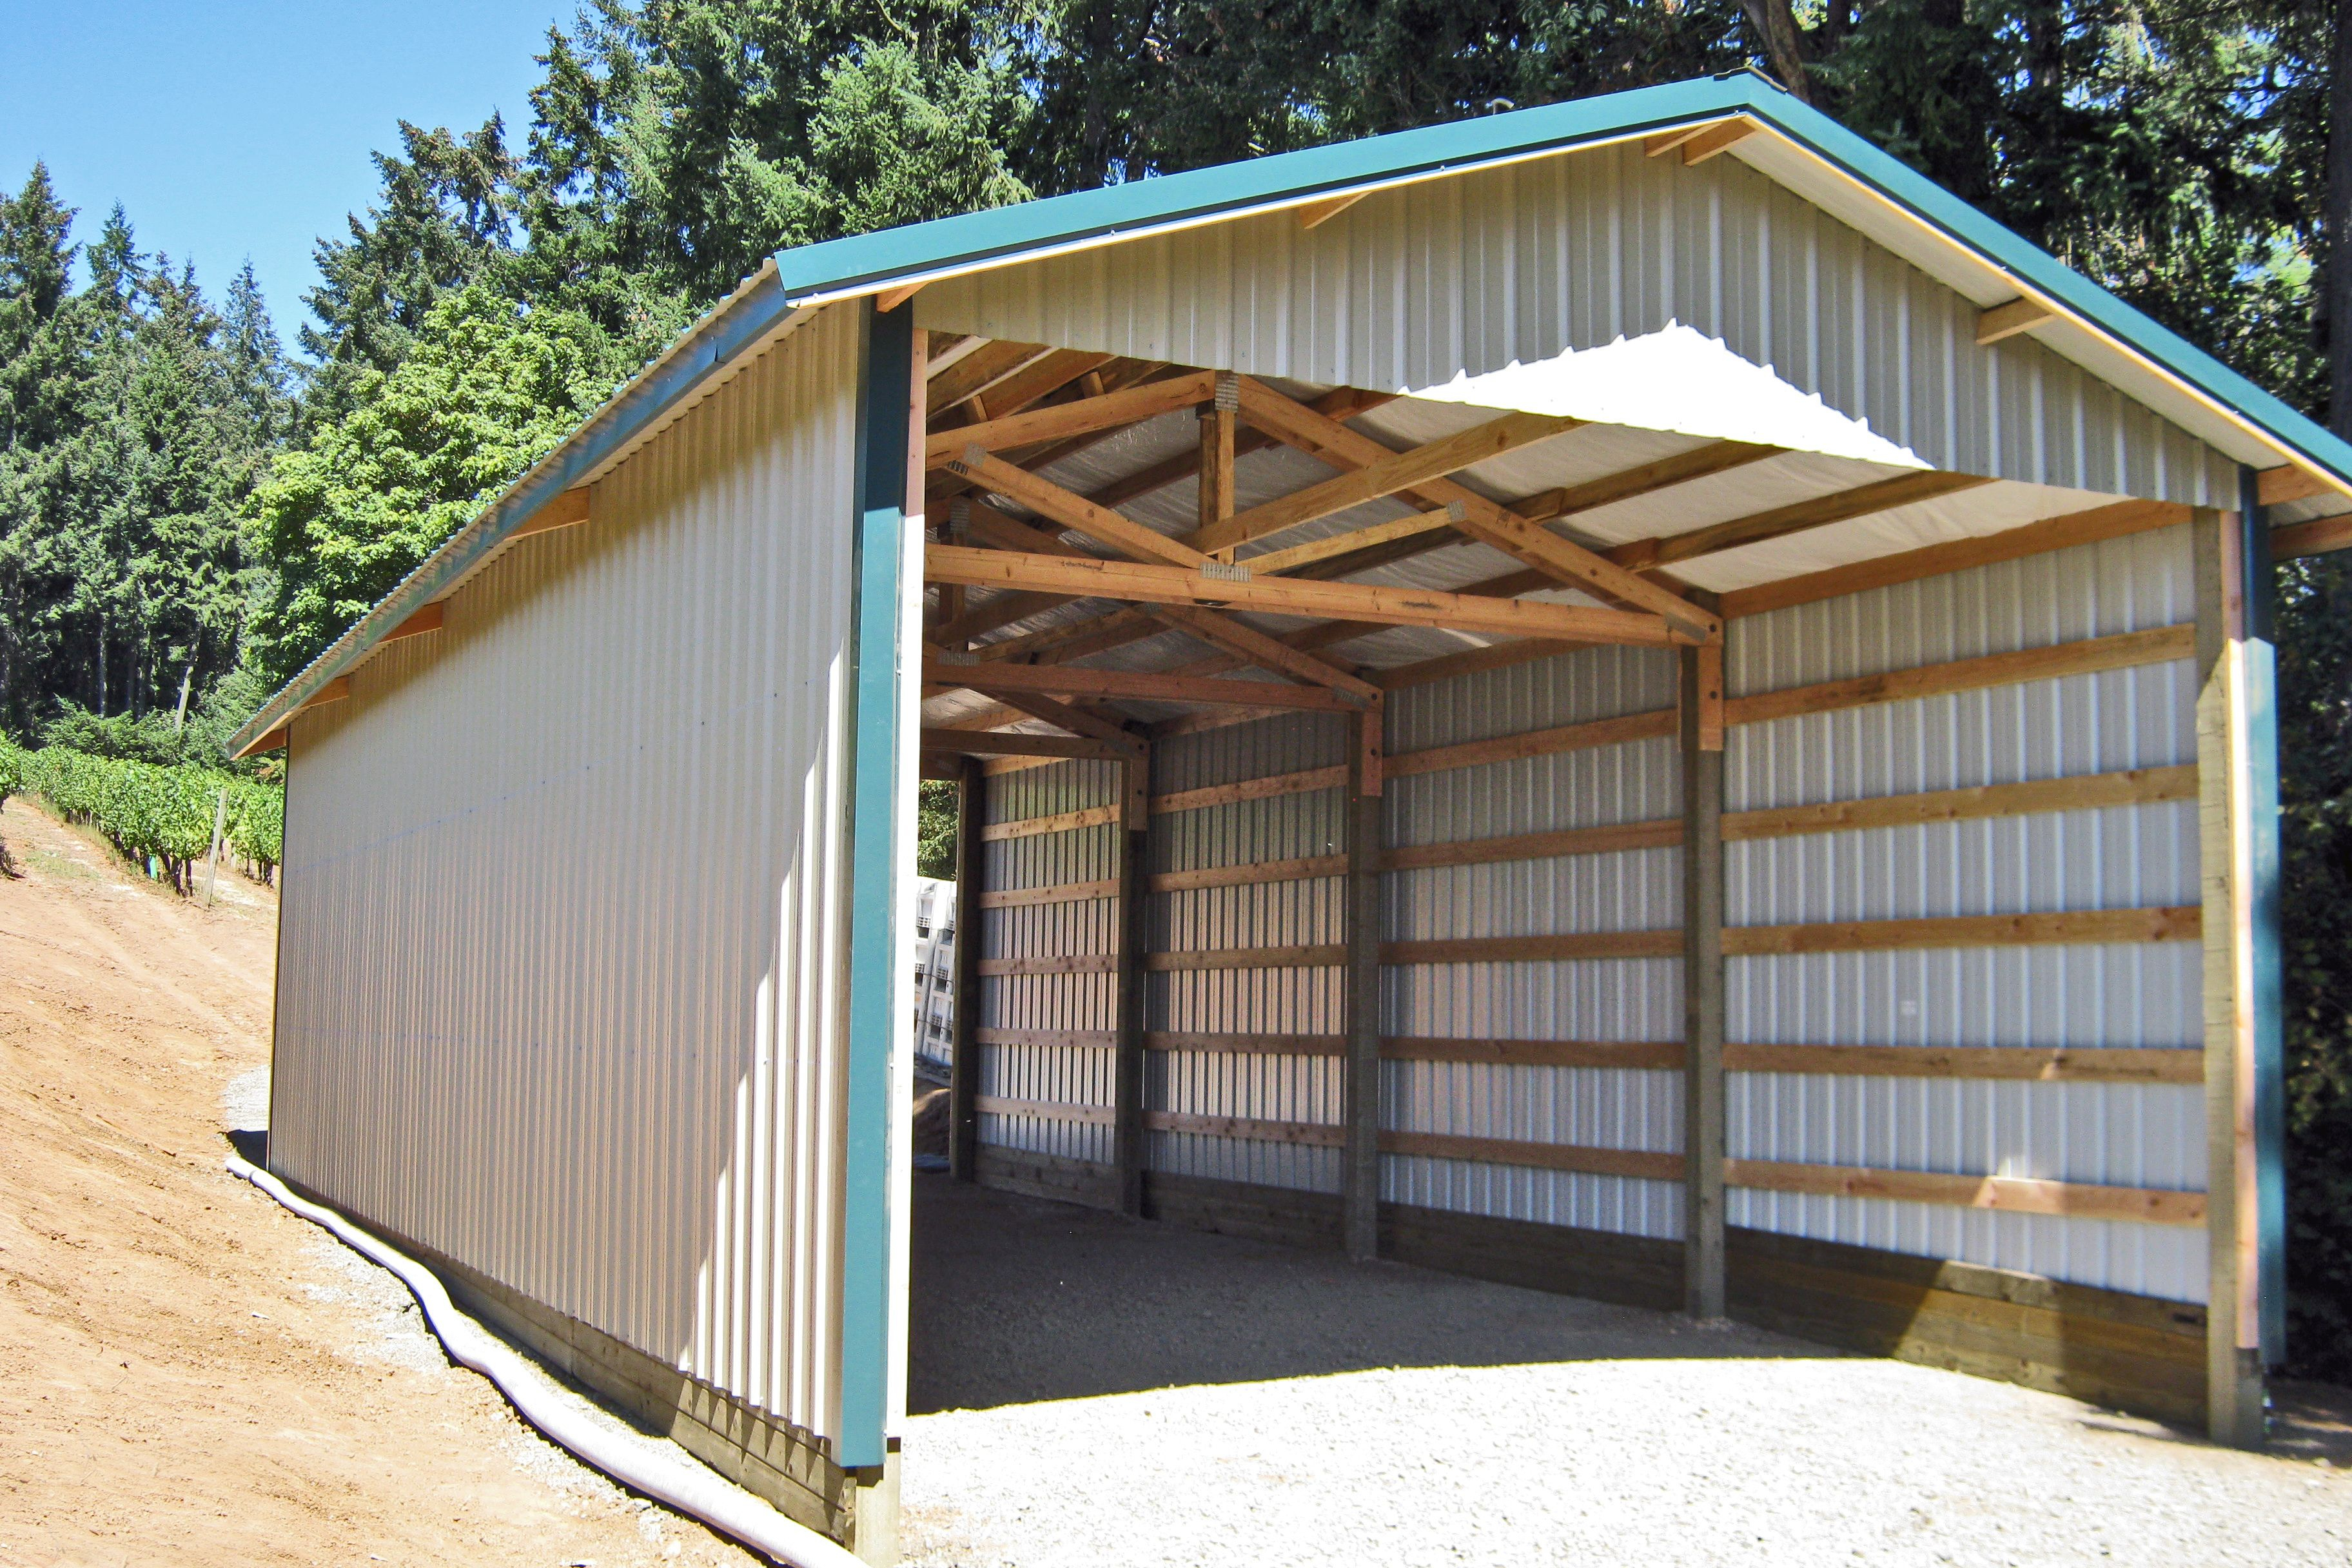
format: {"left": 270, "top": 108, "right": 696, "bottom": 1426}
{"left": 0, "top": 797, "right": 756, "bottom": 1568}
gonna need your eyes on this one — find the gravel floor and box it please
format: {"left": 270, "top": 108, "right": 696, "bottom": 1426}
{"left": 903, "top": 1175, "right": 2351, "bottom": 1568}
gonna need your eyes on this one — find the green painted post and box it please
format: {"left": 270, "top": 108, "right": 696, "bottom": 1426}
{"left": 839, "top": 299, "right": 916, "bottom": 1472}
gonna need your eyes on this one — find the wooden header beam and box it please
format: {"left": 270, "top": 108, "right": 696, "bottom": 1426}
{"left": 918, "top": 728, "right": 1133, "bottom": 760}
{"left": 926, "top": 656, "right": 1355, "bottom": 712}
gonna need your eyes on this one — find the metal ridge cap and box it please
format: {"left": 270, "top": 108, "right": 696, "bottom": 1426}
{"left": 229, "top": 264, "right": 807, "bottom": 756}
{"left": 769, "top": 75, "right": 1764, "bottom": 304}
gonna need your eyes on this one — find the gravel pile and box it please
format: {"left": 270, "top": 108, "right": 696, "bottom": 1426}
{"left": 903, "top": 1177, "right": 2348, "bottom": 1568}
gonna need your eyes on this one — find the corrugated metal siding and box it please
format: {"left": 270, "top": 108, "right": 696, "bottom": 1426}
{"left": 1724, "top": 522, "right": 2207, "bottom": 1300}
{"left": 1152, "top": 716, "right": 1349, "bottom": 1191}
{"left": 979, "top": 759, "right": 1121, "bottom": 1164}
{"left": 915, "top": 141, "right": 2237, "bottom": 505}
{"left": 270, "top": 303, "right": 866, "bottom": 1442}
{"left": 1384, "top": 645, "right": 1685, "bottom": 1235}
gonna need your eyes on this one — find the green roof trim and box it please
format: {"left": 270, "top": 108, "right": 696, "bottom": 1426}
{"left": 772, "top": 69, "right": 2352, "bottom": 492}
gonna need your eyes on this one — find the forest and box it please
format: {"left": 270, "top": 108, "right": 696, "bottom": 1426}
{"left": 2, "top": 0, "right": 2349, "bottom": 1377}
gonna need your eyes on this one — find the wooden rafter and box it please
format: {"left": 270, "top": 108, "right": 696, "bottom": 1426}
{"left": 925, "top": 371, "right": 1216, "bottom": 467}
{"left": 926, "top": 338, "right": 1044, "bottom": 416}
{"left": 926, "top": 656, "right": 1355, "bottom": 711}
{"left": 1194, "top": 408, "right": 1586, "bottom": 556}
{"left": 956, "top": 498, "right": 1380, "bottom": 701}
{"left": 1609, "top": 469, "right": 1995, "bottom": 570}
{"left": 1230, "top": 377, "right": 1719, "bottom": 640}
{"left": 926, "top": 544, "right": 1685, "bottom": 645}
{"left": 954, "top": 451, "right": 1210, "bottom": 568}
{"left": 961, "top": 684, "right": 1139, "bottom": 751}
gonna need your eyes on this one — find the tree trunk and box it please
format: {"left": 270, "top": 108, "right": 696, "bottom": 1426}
{"left": 1742, "top": 0, "right": 1814, "bottom": 103}
{"left": 2330, "top": 0, "right": 2352, "bottom": 436}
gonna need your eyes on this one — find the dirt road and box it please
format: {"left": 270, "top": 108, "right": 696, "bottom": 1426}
{"left": 0, "top": 797, "right": 758, "bottom": 1568}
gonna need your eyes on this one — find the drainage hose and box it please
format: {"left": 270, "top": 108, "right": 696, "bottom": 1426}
{"left": 226, "top": 1153, "right": 867, "bottom": 1568}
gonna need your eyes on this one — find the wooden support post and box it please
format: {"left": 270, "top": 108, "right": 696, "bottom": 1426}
{"left": 1680, "top": 641, "right": 1727, "bottom": 1318}
{"left": 1114, "top": 747, "right": 1152, "bottom": 1215}
{"left": 1343, "top": 704, "right": 1385, "bottom": 1260}
{"left": 1199, "top": 376, "right": 1237, "bottom": 533}
{"left": 2193, "top": 502, "right": 2273, "bottom": 1447}
{"left": 950, "top": 757, "right": 985, "bottom": 1183}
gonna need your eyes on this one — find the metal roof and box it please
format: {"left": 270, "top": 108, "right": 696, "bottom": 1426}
{"left": 232, "top": 68, "right": 2350, "bottom": 757}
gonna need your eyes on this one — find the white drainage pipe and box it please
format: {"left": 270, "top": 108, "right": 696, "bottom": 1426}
{"left": 227, "top": 1153, "right": 867, "bottom": 1568}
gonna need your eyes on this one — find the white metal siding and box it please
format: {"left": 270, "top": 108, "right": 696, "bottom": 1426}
{"left": 270, "top": 303, "right": 868, "bottom": 1442}
{"left": 914, "top": 140, "right": 2237, "bottom": 505}
{"left": 1724, "top": 522, "right": 2206, "bottom": 1300}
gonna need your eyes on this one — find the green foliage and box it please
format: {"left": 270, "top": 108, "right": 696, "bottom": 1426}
{"left": 0, "top": 735, "right": 21, "bottom": 808}
{"left": 15, "top": 743, "right": 282, "bottom": 890}
{"left": 242, "top": 285, "right": 637, "bottom": 687}
{"left": 916, "top": 778, "right": 960, "bottom": 879}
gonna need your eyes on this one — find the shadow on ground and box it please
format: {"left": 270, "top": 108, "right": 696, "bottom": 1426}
{"left": 908, "top": 1173, "right": 1828, "bottom": 1415}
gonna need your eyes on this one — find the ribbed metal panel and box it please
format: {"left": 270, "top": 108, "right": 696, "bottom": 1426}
{"left": 1383, "top": 644, "right": 1686, "bottom": 1233}
{"left": 270, "top": 304, "right": 867, "bottom": 1440}
{"left": 1724, "top": 522, "right": 2206, "bottom": 1299}
{"left": 915, "top": 141, "right": 2237, "bottom": 504}
{"left": 979, "top": 759, "right": 1119, "bottom": 1164}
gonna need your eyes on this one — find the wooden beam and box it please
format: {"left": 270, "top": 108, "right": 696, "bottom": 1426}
{"left": 1385, "top": 707, "right": 1679, "bottom": 780}
{"left": 953, "top": 451, "right": 1209, "bottom": 568}
{"left": 1725, "top": 1160, "right": 2204, "bottom": 1226}
{"left": 959, "top": 346, "right": 1112, "bottom": 422}
{"left": 1195, "top": 407, "right": 1585, "bottom": 556}
{"left": 1385, "top": 1130, "right": 1685, "bottom": 1182}
{"left": 1612, "top": 470, "right": 1995, "bottom": 571}
{"left": 509, "top": 485, "right": 593, "bottom": 539}
{"left": 1298, "top": 190, "right": 1369, "bottom": 229}
{"left": 1230, "top": 377, "right": 1718, "bottom": 640}
{"left": 1720, "top": 906, "right": 2200, "bottom": 956}
{"left": 926, "top": 338, "right": 1045, "bottom": 416}
{"left": 1148, "top": 853, "right": 1348, "bottom": 893}
{"left": 1678, "top": 118, "right": 1759, "bottom": 164}
{"left": 969, "top": 687, "right": 1140, "bottom": 752}
{"left": 1722, "top": 1043, "right": 2202, "bottom": 1086}
{"left": 919, "top": 728, "right": 1134, "bottom": 761}
{"left": 2270, "top": 512, "right": 2352, "bottom": 560}
{"left": 1682, "top": 642, "right": 1727, "bottom": 1318}
{"left": 382, "top": 602, "right": 445, "bottom": 642}
{"left": 927, "top": 655, "right": 1355, "bottom": 711}
{"left": 2257, "top": 464, "right": 2337, "bottom": 507}
{"left": 950, "top": 760, "right": 984, "bottom": 1181}
{"left": 1152, "top": 765, "right": 1348, "bottom": 814}
{"left": 239, "top": 724, "right": 288, "bottom": 756}
{"left": 1344, "top": 709, "right": 1382, "bottom": 1261}
{"left": 957, "top": 499, "right": 1380, "bottom": 700}
{"left": 1643, "top": 125, "right": 1710, "bottom": 157}
{"left": 2192, "top": 503, "right": 2271, "bottom": 1444}
{"left": 1725, "top": 623, "right": 2195, "bottom": 727}
{"left": 875, "top": 280, "right": 926, "bottom": 313}
{"left": 979, "top": 802, "right": 1122, "bottom": 842}
{"left": 925, "top": 544, "right": 1682, "bottom": 646}
{"left": 1382, "top": 818, "right": 1682, "bottom": 872}
{"left": 296, "top": 675, "right": 351, "bottom": 712}
{"left": 1718, "top": 498, "right": 2188, "bottom": 620}
{"left": 1198, "top": 398, "right": 1236, "bottom": 533}
{"left": 1722, "top": 765, "right": 2199, "bottom": 840}
{"left": 1976, "top": 297, "right": 2057, "bottom": 344}
{"left": 927, "top": 371, "right": 1215, "bottom": 467}
{"left": 1115, "top": 750, "right": 1150, "bottom": 1215}
{"left": 979, "top": 879, "right": 1121, "bottom": 908}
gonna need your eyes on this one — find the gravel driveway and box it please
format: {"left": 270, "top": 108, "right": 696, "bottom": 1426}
{"left": 903, "top": 1175, "right": 2349, "bottom": 1568}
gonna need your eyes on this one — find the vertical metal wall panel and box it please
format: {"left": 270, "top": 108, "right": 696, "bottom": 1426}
{"left": 976, "top": 759, "right": 1119, "bottom": 1164}
{"left": 1723, "top": 524, "right": 2208, "bottom": 1300}
{"left": 914, "top": 142, "right": 2239, "bottom": 505}
{"left": 270, "top": 304, "right": 866, "bottom": 1443}
{"left": 1377, "top": 643, "right": 1687, "bottom": 1235}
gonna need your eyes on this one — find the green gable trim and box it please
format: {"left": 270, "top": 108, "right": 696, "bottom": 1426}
{"left": 771, "top": 72, "right": 2352, "bottom": 493}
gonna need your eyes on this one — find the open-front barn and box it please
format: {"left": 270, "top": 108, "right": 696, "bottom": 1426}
{"left": 232, "top": 71, "right": 2352, "bottom": 1562}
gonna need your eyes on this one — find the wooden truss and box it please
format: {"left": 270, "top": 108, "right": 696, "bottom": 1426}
{"left": 913, "top": 334, "right": 2000, "bottom": 767}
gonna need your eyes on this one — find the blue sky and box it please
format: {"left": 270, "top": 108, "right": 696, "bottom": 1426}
{"left": 1, "top": 1, "right": 571, "bottom": 349}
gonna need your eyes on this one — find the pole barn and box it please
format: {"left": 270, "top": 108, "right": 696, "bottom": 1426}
{"left": 234, "top": 72, "right": 2352, "bottom": 1562}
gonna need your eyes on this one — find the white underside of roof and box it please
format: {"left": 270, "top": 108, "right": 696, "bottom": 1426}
{"left": 1404, "top": 324, "right": 1926, "bottom": 469}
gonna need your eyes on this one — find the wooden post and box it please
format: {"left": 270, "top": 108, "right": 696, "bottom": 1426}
{"left": 949, "top": 757, "right": 985, "bottom": 1183}
{"left": 1680, "top": 640, "right": 1727, "bottom": 1318}
{"left": 1343, "top": 703, "right": 1385, "bottom": 1260}
{"left": 2193, "top": 503, "right": 2270, "bottom": 1447}
{"left": 201, "top": 784, "right": 230, "bottom": 906}
{"left": 1199, "top": 374, "right": 1237, "bottom": 534}
{"left": 1114, "top": 745, "right": 1152, "bottom": 1215}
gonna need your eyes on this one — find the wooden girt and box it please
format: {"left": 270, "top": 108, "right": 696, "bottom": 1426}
{"left": 926, "top": 655, "right": 1357, "bottom": 712}
{"left": 926, "top": 544, "right": 1686, "bottom": 646}
{"left": 1607, "top": 468, "right": 1995, "bottom": 569}
{"left": 1192, "top": 408, "right": 1587, "bottom": 557}
{"left": 956, "top": 497, "right": 1380, "bottom": 702}
{"left": 1230, "top": 377, "right": 1720, "bottom": 640}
